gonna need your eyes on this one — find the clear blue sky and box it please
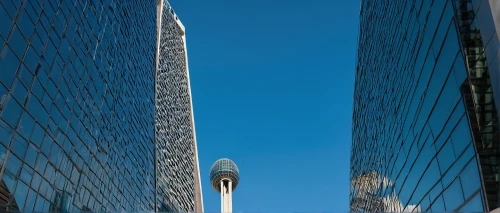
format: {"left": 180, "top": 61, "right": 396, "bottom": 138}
{"left": 169, "top": 0, "right": 360, "bottom": 212}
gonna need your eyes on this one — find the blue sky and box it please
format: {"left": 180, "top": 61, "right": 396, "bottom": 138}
{"left": 170, "top": 0, "right": 360, "bottom": 212}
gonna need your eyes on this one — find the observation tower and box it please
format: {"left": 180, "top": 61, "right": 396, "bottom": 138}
{"left": 210, "top": 158, "right": 240, "bottom": 213}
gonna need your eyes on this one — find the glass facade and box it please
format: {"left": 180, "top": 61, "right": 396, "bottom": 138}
{"left": 155, "top": 1, "right": 203, "bottom": 213}
{"left": 0, "top": 0, "right": 201, "bottom": 213}
{"left": 351, "top": 0, "right": 500, "bottom": 212}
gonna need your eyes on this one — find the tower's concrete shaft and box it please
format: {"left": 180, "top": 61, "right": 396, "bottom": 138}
{"left": 220, "top": 180, "right": 233, "bottom": 213}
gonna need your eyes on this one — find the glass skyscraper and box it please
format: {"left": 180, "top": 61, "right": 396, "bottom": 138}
{"left": 155, "top": 1, "right": 203, "bottom": 213}
{"left": 351, "top": 0, "right": 500, "bottom": 212}
{"left": 0, "top": 0, "right": 201, "bottom": 212}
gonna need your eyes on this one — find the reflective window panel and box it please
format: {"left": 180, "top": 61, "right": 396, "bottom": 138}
{"left": 350, "top": 0, "right": 499, "bottom": 212}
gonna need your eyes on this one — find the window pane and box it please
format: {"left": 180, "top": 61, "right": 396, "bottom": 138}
{"left": 5, "top": 153, "right": 22, "bottom": 176}
{"left": 12, "top": 79, "right": 28, "bottom": 105}
{"left": 431, "top": 195, "right": 446, "bottom": 213}
{"left": 429, "top": 180, "right": 443, "bottom": 203}
{"left": 0, "top": 143, "right": 7, "bottom": 166}
{"left": 412, "top": 155, "right": 440, "bottom": 202}
{"left": 442, "top": 144, "right": 474, "bottom": 187}
{"left": 0, "top": 46, "right": 20, "bottom": 88}
{"left": 24, "top": 188, "right": 37, "bottom": 212}
{"left": 34, "top": 194, "right": 44, "bottom": 211}
{"left": 19, "top": 164, "right": 33, "bottom": 185}
{"left": 7, "top": 25, "right": 28, "bottom": 57}
{"left": 0, "top": 119, "right": 13, "bottom": 147}
{"left": 11, "top": 135, "right": 28, "bottom": 158}
{"left": 13, "top": 180, "right": 28, "bottom": 211}
{"left": 18, "top": 65, "right": 33, "bottom": 88}
{"left": 34, "top": 153, "right": 47, "bottom": 174}
{"left": 451, "top": 116, "right": 473, "bottom": 155}
{"left": 40, "top": 135, "right": 52, "bottom": 156}
{"left": 30, "top": 122, "right": 44, "bottom": 147}
{"left": 17, "top": 9, "right": 35, "bottom": 40}
{"left": 0, "top": 83, "right": 7, "bottom": 109}
{"left": 452, "top": 47, "right": 467, "bottom": 86}
{"left": 443, "top": 178, "right": 465, "bottom": 211}
{"left": 1, "top": 96, "right": 23, "bottom": 128}
{"left": 25, "top": 144, "right": 37, "bottom": 167}
{"left": 18, "top": 111, "right": 35, "bottom": 139}
{"left": 460, "top": 158, "right": 482, "bottom": 198}
{"left": 437, "top": 140, "right": 456, "bottom": 173}
{"left": 429, "top": 77, "right": 462, "bottom": 133}
{"left": 459, "top": 192, "right": 485, "bottom": 212}
{"left": 0, "top": 4, "right": 13, "bottom": 38}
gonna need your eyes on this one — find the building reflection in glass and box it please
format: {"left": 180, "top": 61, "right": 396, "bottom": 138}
{"left": 0, "top": 0, "right": 200, "bottom": 212}
{"left": 351, "top": 0, "right": 500, "bottom": 212}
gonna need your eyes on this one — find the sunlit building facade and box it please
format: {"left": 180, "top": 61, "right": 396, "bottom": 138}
{"left": 351, "top": 0, "right": 500, "bottom": 212}
{"left": 0, "top": 0, "right": 201, "bottom": 212}
{"left": 155, "top": 1, "right": 203, "bottom": 213}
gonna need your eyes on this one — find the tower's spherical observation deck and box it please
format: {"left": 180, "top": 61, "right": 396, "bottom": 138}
{"left": 210, "top": 158, "right": 240, "bottom": 193}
